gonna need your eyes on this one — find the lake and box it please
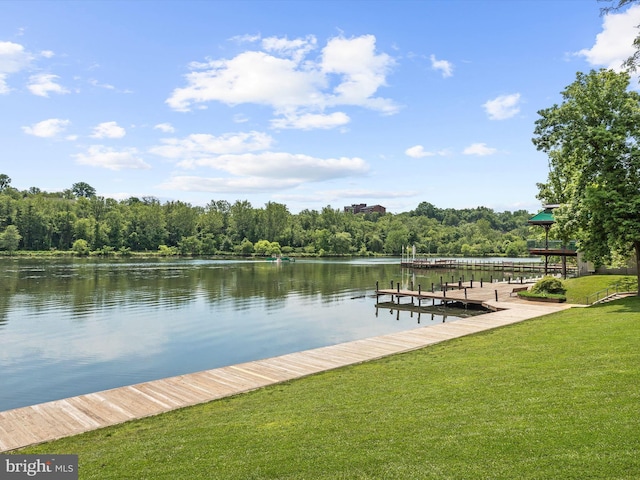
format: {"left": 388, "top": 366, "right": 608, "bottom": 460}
{"left": 0, "top": 257, "right": 539, "bottom": 411}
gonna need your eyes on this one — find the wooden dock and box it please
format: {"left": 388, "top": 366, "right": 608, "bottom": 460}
{"left": 376, "top": 278, "right": 536, "bottom": 310}
{"left": 0, "top": 295, "right": 573, "bottom": 453}
{"left": 401, "top": 258, "right": 575, "bottom": 275}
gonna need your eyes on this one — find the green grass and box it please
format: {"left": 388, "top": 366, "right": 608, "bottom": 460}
{"left": 564, "top": 274, "right": 637, "bottom": 304}
{"left": 17, "top": 297, "right": 640, "bottom": 479}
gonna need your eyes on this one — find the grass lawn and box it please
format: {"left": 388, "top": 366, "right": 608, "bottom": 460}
{"left": 17, "top": 296, "right": 640, "bottom": 479}
{"left": 563, "top": 275, "right": 637, "bottom": 304}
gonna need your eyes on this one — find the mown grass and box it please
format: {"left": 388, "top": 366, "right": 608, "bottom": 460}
{"left": 564, "top": 274, "right": 637, "bottom": 304}
{"left": 18, "top": 296, "right": 640, "bottom": 479}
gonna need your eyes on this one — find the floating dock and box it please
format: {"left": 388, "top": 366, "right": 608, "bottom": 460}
{"left": 400, "top": 259, "right": 575, "bottom": 275}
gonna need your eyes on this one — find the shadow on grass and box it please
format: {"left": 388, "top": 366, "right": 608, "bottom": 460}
{"left": 588, "top": 295, "right": 640, "bottom": 313}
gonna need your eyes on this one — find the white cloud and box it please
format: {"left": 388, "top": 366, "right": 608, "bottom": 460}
{"left": 159, "top": 175, "right": 303, "bottom": 193}
{"left": 74, "top": 145, "right": 151, "bottom": 170}
{"left": 90, "top": 121, "right": 126, "bottom": 139}
{"left": 22, "top": 118, "right": 70, "bottom": 138}
{"left": 0, "top": 74, "right": 10, "bottom": 95}
{"left": 40, "top": 50, "right": 55, "bottom": 58}
{"left": 154, "top": 123, "right": 175, "bottom": 133}
{"left": 167, "top": 50, "right": 324, "bottom": 112}
{"left": 89, "top": 78, "right": 116, "bottom": 90}
{"left": 0, "top": 41, "right": 33, "bottom": 93}
{"left": 179, "top": 152, "right": 368, "bottom": 181}
{"left": 262, "top": 35, "right": 317, "bottom": 63}
{"left": 321, "top": 35, "right": 397, "bottom": 113}
{"left": 152, "top": 128, "right": 369, "bottom": 193}
{"left": 483, "top": 93, "right": 521, "bottom": 120}
{"left": 271, "top": 112, "right": 350, "bottom": 130}
{"left": 578, "top": 4, "right": 640, "bottom": 71}
{"left": 405, "top": 145, "right": 432, "bottom": 158}
{"left": 405, "top": 145, "right": 450, "bottom": 158}
{"left": 159, "top": 152, "right": 368, "bottom": 194}
{"left": 430, "top": 54, "right": 453, "bottom": 78}
{"left": 166, "top": 34, "right": 398, "bottom": 126}
{"left": 0, "top": 41, "right": 32, "bottom": 74}
{"left": 150, "top": 131, "right": 274, "bottom": 163}
{"left": 27, "top": 73, "right": 69, "bottom": 97}
{"left": 463, "top": 143, "right": 497, "bottom": 156}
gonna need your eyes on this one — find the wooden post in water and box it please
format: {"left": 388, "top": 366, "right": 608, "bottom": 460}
{"left": 418, "top": 285, "right": 421, "bottom": 307}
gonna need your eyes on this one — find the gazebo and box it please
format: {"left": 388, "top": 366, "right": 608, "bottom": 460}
{"left": 527, "top": 204, "right": 577, "bottom": 277}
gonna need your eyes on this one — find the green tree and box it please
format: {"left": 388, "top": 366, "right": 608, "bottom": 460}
{"left": 71, "top": 182, "right": 96, "bottom": 198}
{"left": 533, "top": 69, "right": 640, "bottom": 292}
{"left": 72, "top": 238, "right": 90, "bottom": 255}
{"left": 229, "top": 200, "right": 255, "bottom": 242}
{"left": 254, "top": 239, "right": 271, "bottom": 256}
{"left": 0, "top": 174, "right": 11, "bottom": 192}
{"left": 0, "top": 225, "right": 21, "bottom": 252}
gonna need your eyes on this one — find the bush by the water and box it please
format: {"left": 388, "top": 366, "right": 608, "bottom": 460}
{"left": 531, "top": 276, "right": 566, "bottom": 295}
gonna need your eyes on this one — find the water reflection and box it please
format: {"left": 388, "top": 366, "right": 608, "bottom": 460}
{"left": 0, "top": 258, "right": 537, "bottom": 411}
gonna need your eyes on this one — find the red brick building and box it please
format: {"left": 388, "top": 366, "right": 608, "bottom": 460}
{"left": 344, "top": 203, "right": 386, "bottom": 214}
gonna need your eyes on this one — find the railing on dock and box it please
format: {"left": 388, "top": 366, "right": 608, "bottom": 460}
{"left": 400, "top": 258, "right": 575, "bottom": 275}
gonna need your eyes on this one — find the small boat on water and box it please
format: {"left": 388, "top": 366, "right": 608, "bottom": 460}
{"left": 266, "top": 256, "right": 295, "bottom": 262}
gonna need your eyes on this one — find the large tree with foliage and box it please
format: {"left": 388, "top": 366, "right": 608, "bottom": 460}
{"left": 532, "top": 69, "right": 640, "bottom": 292}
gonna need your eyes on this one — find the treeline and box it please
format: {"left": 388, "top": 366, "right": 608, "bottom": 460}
{"left": 0, "top": 176, "right": 535, "bottom": 257}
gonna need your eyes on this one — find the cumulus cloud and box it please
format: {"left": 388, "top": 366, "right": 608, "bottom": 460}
{"left": 152, "top": 129, "right": 369, "bottom": 193}
{"left": 22, "top": 118, "right": 70, "bottom": 138}
{"left": 166, "top": 34, "right": 398, "bottom": 128}
{"left": 177, "top": 152, "right": 368, "bottom": 180}
{"left": 159, "top": 175, "right": 302, "bottom": 193}
{"left": 270, "top": 111, "right": 350, "bottom": 130}
{"left": 158, "top": 152, "right": 368, "bottom": 193}
{"left": 74, "top": 145, "right": 151, "bottom": 170}
{"left": 0, "top": 41, "right": 33, "bottom": 93}
{"left": 463, "top": 143, "right": 497, "bottom": 156}
{"left": 154, "top": 123, "right": 175, "bottom": 133}
{"left": 578, "top": 4, "right": 640, "bottom": 71}
{"left": 405, "top": 145, "right": 450, "bottom": 158}
{"left": 483, "top": 93, "right": 521, "bottom": 120}
{"left": 430, "top": 54, "right": 453, "bottom": 78}
{"left": 27, "top": 73, "right": 69, "bottom": 97}
{"left": 0, "top": 41, "right": 32, "bottom": 73}
{"left": 90, "top": 121, "right": 126, "bottom": 139}
{"left": 405, "top": 145, "right": 431, "bottom": 158}
{"left": 262, "top": 35, "right": 317, "bottom": 63}
{"left": 321, "top": 35, "right": 397, "bottom": 112}
{"left": 149, "top": 131, "right": 274, "bottom": 163}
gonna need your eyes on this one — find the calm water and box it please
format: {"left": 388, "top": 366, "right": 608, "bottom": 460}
{"left": 0, "top": 257, "right": 537, "bottom": 411}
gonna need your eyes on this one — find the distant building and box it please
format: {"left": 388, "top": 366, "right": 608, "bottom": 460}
{"left": 344, "top": 203, "right": 386, "bottom": 214}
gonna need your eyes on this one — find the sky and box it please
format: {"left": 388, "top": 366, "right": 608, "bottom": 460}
{"left": 1, "top": 0, "right": 639, "bottom": 214}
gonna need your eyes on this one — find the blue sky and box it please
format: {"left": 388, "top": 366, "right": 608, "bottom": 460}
{"left": 1, "top": 0, "right": 638, "bottom": 213}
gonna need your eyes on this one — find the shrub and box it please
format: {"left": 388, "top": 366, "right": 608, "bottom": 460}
{"left": 72, "top": 239, "right": 90, "bottom": 256}
{"left": 531, "top": 276, "right": 566, "bottom": 295}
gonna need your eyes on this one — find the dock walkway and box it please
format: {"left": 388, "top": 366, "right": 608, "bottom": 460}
{"left": 376, "top": 278, "right": 537, "bottom": 310}
{"left": 0, "top": 294, "right": 572, "bottom": 452}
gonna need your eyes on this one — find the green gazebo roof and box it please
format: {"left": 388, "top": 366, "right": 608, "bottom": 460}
{"left": 528, "top": 209, "right": 555, "bottom": 225}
